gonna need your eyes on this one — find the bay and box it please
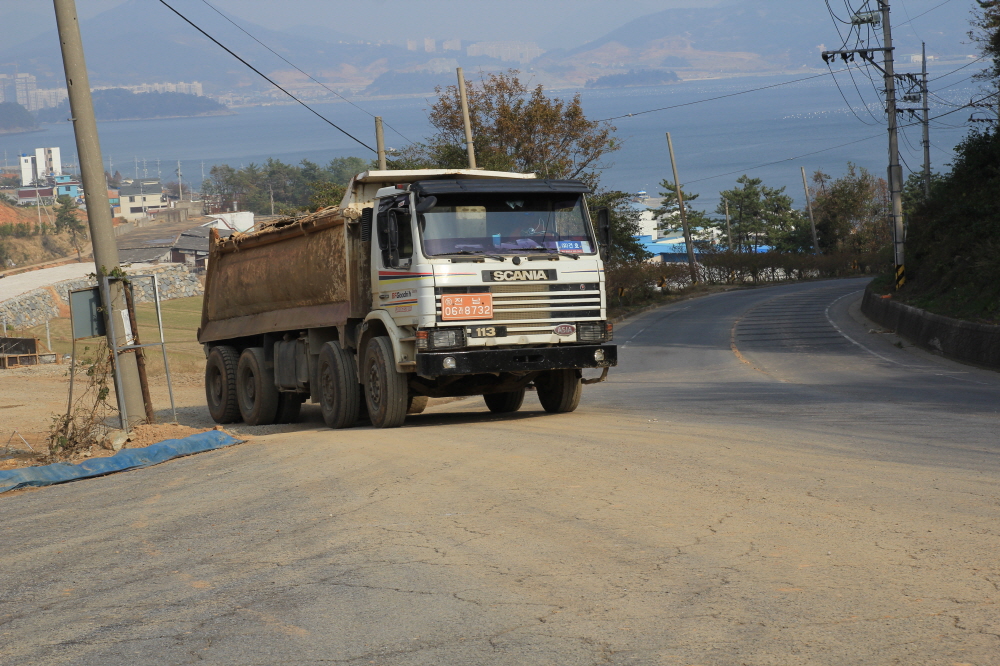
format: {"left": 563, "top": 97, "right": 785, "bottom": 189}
{"left": 0, "top": 67, "right": 974, "bottom": 215}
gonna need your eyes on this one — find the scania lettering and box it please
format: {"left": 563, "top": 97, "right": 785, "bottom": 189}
{"left": 198, "top": 169, "right": 617, "bottom": 429}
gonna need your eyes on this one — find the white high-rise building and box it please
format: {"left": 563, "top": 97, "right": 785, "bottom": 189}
{"left": 18, "top": 147, "right": 62, "bottom": 186}
{"left": 35, "top": 147, "right": 62, "bottom": 179}
{"left": 19, "top": 155, "right": 34, "bottom": 187}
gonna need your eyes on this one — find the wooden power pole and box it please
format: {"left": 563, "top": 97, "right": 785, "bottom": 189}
{"left": 801, "top": 166, "right": 820, "bottom": 254}
{"left": 665, "top": 133, "right": 698, "bottom": 285}
{"left": 54, "top": 0, "right": 147, "bottom": 427}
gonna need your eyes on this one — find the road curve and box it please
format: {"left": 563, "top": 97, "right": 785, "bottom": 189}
{"left": 3, "top": 278, "right": 999, "bottom": 665}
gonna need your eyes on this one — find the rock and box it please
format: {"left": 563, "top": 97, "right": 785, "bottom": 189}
{"left": 104, "top": 429, "right": 129, "bottom": 452}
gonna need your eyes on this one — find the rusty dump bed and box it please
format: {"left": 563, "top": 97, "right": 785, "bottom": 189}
{"left": 198, "top": 206, "right": 371, "bottom": 344}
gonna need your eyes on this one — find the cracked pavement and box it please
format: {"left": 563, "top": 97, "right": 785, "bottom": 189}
{"left": 3, "top": 278, "right": 1000, "bottom": 665}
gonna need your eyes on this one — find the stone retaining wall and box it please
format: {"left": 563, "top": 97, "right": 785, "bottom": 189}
{"left": 861, "top": 285, "right": 1000, "bottom": 370}
{"left": 0, "top": 264, "right": 203, "bottom": 331}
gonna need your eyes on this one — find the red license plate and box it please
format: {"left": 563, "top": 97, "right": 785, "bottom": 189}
{"left": 441, "top": 293, "right": 493, "bottom": 320}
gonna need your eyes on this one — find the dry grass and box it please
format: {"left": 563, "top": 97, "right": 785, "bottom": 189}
{"left": 15, "top": 295, "right": 206, "bottom": 376}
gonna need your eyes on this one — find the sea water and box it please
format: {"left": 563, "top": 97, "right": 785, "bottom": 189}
{"left": 0, "top": 68, "right": 975, "bottom": 214}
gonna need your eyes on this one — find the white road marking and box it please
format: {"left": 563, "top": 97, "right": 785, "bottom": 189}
{"left": 824, "top": 290, "right": 991, "bottom": 386}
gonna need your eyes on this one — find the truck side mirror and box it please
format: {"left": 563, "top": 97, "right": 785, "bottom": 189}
{"left": 595, "top": 207, "right": 612, "bottom": 261}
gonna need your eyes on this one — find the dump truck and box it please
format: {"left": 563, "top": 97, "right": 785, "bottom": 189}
{"left": 198, "top": 169, "right": 618, "bottom": 428}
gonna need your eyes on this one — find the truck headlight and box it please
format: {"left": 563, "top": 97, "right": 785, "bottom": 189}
{"left": 419, "top": 327, "right": 466, "bottom": 350}
{"left": 577, "top": 321, "right": 612, "bottom": 342}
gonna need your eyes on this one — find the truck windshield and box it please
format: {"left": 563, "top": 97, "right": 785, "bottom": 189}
{"left": 418, "top": 193, "right": 596, "bottom": 257}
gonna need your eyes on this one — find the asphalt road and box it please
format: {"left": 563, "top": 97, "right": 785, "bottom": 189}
{"left": 3, "top": 278, "right": 1000, "bottom": 665}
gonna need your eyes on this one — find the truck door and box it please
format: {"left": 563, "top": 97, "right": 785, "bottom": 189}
{"left": 374, "top": 194, "right": 423, "bottom": 324}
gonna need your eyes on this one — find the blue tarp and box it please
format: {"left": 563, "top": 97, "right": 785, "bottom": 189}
{"left": 0, "top": 430, "right": 241, "bottom": 494}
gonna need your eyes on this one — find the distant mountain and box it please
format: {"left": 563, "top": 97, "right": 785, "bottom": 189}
{"left": 36, "top": 89, "right": 231, "bottom": 123}
{"left": 0, "top": 103, "right": 38, "bottom": 134}
{"left": 0, "top": 0, "right": 974, "bottom": 97}
{"left": 587, "top": 70, "right": 680, "bottom": 89}
{"left": 540, "top": 0, "right": 974, "bottom": 84}
{"left": 0, "top": 0, "right": 426, "bottom": 90}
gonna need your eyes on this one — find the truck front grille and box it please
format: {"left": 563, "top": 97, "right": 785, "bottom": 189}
{"left": 435, "top": 283, "right": 602, "bottom": 331}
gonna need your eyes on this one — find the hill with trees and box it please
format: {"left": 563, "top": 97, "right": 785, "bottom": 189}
{"left": 888, "top": 1, "right": 1000, "bottom": 323}
{"left": 36, "top": 89, "right": 230, "bottom": 123}
{"left": 0, "top": 102, "right": 38, "bottom": 133}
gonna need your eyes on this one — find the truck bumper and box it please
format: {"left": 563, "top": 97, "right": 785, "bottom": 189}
{"left": 415, "top": 344, "right": 617, "bottom": 377}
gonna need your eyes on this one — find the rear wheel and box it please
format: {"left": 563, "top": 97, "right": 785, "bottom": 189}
{"left": 364, "top": 336, "right": 408, "bottom": 428}
{"left": 236, "top": 347, "right": 280, "bottom": 426}
{"left": 318, "top": 341, "right": 360, "bottom": 429}
{"left": 483, "top": 388, "right": 525, "bottom": 413}
{"left": 205, "top": 345, "right": 240, "bottom": 423}
{"left": 275, "top": 392, "right": 304, "bottom": 423}
{"left": 535, "top": 369, "right": 582, "bottom": 414}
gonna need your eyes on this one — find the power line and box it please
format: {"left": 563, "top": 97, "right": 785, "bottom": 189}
{"left": 684, "top": 133, "right": 884, "bottom": 186}
{"left": 670, "top": 91, "right": 996, "bottom": 189}
{"left": 197, "top": 0, "right": 413, "bottom": 145}
{"left": 895, "top": 0, "right": 957, "bottom": 28}
{"left": 827, "top": 63, "right": 880, "bottom": 125}
{"left": 157, "top": 0, "right": 375, "bottom": 153}
{"left": 929, "top": 55, "right": 987, "bottom": 82}
{"left": 596, "top": 70, "right": 851, "bottom": 122}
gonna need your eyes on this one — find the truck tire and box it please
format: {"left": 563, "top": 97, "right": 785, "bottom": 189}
{"left": 484, "top": 388, "right": 525, "bottom": 413}
{"left": 275, "top": 393, "right": 304, "bottom": 424}
{"left": 318, "top": 341, "right": 360, "bottom": 429}
{"left": 535, "top": 369, "right": 582, "bottom": 414}
{"left": 364, "top": 336, "right": 408, "bottom": 428}
{"left": 407, "top": 395, "right": 429, "bottom": 415}
{"left": 205, "top": 345, "right": 241, "bottom": 424}
{"left": 236, "top": 347, "right": 280, "bottom": 426}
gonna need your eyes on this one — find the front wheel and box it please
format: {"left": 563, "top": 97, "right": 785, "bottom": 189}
{"left": 484, "top": 388, "right": 525, "bottom": 413}
{"left": 318, "top": 341, "right": 360, "bottom": 429}
{"left": 535, "top": 369, "right": 582, "bottom": 414}
{"left": 364, "top": 336, "right": 408, "bottom": 428}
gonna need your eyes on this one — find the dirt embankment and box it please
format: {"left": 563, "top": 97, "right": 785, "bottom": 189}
{"left": 0, "top": 201, "right": 86, "bottom": 268}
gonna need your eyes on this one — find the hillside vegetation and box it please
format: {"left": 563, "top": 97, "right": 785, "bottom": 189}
{"left": 0, "top": 102, "right": 38, "bottom": 133}
{"left": 0, "top": 200, "right": 82, "bottom": 269}
{"left": 36, "top": 89, "right": 230, "bottom": 123}
{"left": 902, "top": 129, "right": 1000, "bottom": 324}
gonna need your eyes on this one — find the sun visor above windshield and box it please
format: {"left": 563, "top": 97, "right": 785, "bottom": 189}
{"left": 411, "top": 179, "right": 591, "bottom": 197}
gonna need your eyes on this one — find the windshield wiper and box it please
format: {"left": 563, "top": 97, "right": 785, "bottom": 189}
{"left": 522, "top": 248, "right": 580, "bottom": 260}
{"left": 437, "top": 250, "right": 506, "bottom": 261}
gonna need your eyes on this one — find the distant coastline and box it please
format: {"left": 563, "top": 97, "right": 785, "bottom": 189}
{"left": 0, "top": 126, "right": 44, "bottom": 136}
{"left": 40, "top": 108, "right": 236, "bottom": 125}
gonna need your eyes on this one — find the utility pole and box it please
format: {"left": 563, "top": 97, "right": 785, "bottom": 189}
{"left": 665, "top": 132, "right": 698, "bottom": 285}
{"left": 801, "top": 166, "right": 820, "bottom": 254}
{"left": 724, "top": 199, "right": 732, "bottom": 251}
{"left": 177, "top": 159, "right": 183, "bottom": 201}
{"left": 880, "top": 0, "right": 905, "bottom": 290}
{"left": 53, "top": 0, "right": 146, "bottom": 428}
{"left": 456, "top": 67, "right": 477, "bottom": 170}
{"left": 374, "top": 116, "right": 387, "bottom": 170}
{"left": 821, "top": 0, "right": 904, "bottom": 289}
{"left": 921, "top": 42, "right": 931, "bottom": 196}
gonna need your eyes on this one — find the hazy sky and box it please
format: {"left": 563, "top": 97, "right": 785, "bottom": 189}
{"left": 4, "top": 0, "right": 724, "bottom": 49}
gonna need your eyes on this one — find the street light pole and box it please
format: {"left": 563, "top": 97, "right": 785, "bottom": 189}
{"left": 53, "top": 0, "right": 146, "bottom": 427}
